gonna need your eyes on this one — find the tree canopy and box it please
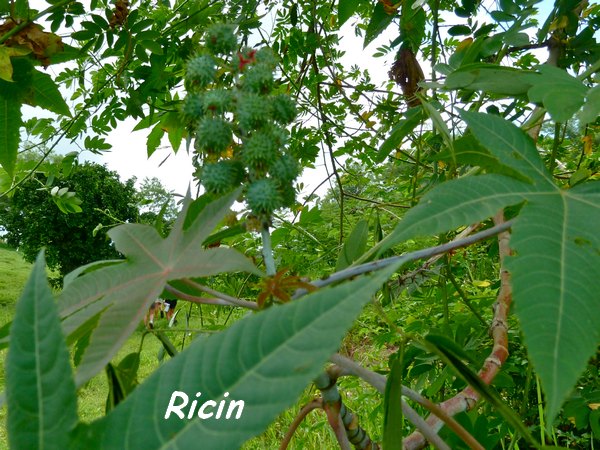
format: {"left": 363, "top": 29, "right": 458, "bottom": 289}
{"left": 0, "top": 162, "right": 138, "bottom": 277}
{"left": 1, "top": 0, "right": 599, "bottom": 449}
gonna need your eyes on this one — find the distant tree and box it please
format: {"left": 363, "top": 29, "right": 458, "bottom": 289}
{"left": 0, "top": 162, "right": 138, "bottom": 278}
{"left": 135, "top": 176, "right": 179, "bottom": 228}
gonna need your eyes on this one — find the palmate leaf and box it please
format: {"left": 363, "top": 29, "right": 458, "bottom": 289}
{"left": 372, "top": 111, "right": 600, "bottom": 423}
{"left": 6, "top": 253, "right": 78, "bottom": 450}
{"left": 72, "top": 265, "right": 398, "bottom": 449}
{"left": 57, "top": 189, "right": 263, "bottom": 386}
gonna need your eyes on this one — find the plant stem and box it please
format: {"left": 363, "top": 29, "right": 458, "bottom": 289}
{"left": 307, "top": 220, "right": 514, "bottom": 292}
{"left": 261, "top": 224, "right": 276, "bottom": 276}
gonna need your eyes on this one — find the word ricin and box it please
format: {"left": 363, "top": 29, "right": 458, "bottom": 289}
{"left": 164, "top": 391, "right": 245, "bottom": 420}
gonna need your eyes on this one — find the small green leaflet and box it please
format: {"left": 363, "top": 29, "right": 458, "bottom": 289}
{"left": 6, "top": 253, "right": 78, "bottom": 450}
{"left": 57, "top": 189, "right": 262, "bottom": 386}
{"left": 336, "top": 219, "right": 369, "bottom": 270}
{"left": 377, "top": 107, "right": 424, "bottom": 162}
{"left": 364, "top": 2, "right": 395, "bottom": 48}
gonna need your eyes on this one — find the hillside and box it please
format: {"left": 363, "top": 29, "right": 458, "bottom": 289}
{"left": 0, "top": 244, "right": 32, "bottom": 328}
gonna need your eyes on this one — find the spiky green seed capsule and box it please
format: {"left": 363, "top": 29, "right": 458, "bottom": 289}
{"left": 271, "top": 94, "right": 297, "bottom": 124}
{"left": 203, "top": 89, "right": 232, "bottom": 114}
{"left": 241, "top": 64, "right": 274, "bottom": 94}
{"left": 241, "top": 130, "right": 279, "bottom": 171}
{"left": 255, "top": 47, "right": 277, "bottom": 69}
{"left": 181, "top": 93, "right": 204, "bottom": 121}
{"left": 186, "top": 55, "right": 216, "bottom": 88}
{"left": 237, "top": 93, "right": 271, "bottom": 131}
{"left": 269, "top": 126, "right": 289, "bottom": 147}
{"left": 205, "top": 24, "right": 238, "bottom": 55}
{"left": 195, "top": 117, "right": 232, "bottom": 154}
{"left": 278, "top": 180, "right": 296, "bottom": 207}
{"left": 246, "top": 178, "right": 283, "bottom": 214}
{"left": 270, "top": 153, "right": 299, "bottom": 184}
{"left": 201, "top": 160, "right": 245, "bottom": 194}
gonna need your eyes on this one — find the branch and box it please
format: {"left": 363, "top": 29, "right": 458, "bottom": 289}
{"left": 330, "top": 354, "right": 484, "bottom": 450}
{"left": 296, "top": 220, "right": 513, "bottom": 296}
{"left": 279, "top": 398, "right": 323, "bottom": 450}
{"left": 179, "top": 279, "right": 258, "bottom": 310}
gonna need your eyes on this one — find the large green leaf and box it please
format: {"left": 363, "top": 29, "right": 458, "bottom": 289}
{"left": 6, "top": 252, "right": 78, "bottom": 450}
{"left": 445, "top": 63, "right": 534, "bottom": 96}
{"left": 338, "top": 0, "right": 362, "bottom": 25}
{"left": 371, "top": 111, "right": 600, "bottom": 422}
{"left": 363, "top": 2, "right": 394, "bottom": 48}
{"left": 57, "top": 189, "right": 262, "bottom": 386}
{"left": 72, "top": 265, "right": 397, "bottom": 449}
{"left": 525, "top": 65, "right": 588, "bottom": 123}
{"left": 0, "top": 96, "right": 20, "bottom": 176}
{"left": 506, "top": 181, "right": 600, "bottom": 422}
{"left": 578, "top": 85, "right": 600, "bottom": 124}
{"left": 27, "top": 69, "right": 71, "bottom": 117}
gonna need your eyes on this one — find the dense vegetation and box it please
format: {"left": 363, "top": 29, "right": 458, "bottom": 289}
{"left": 0, "top": 0, "right": 599, "bottom": 448}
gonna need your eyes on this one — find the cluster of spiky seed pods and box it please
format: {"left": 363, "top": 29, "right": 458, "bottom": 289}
{"left": 182, "top": 23, "right": 299, "bottom": 218}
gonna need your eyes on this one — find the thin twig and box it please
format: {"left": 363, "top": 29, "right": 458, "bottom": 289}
{"left": 330, "top": 354, "right": 484, "bottom": 450}
{"left": 180, "top": 279, "right": 258, "bottom": 310}
{"left": 297, "top": 220, "right": 513, "bottom": 295}
{"left": 164, "top": 285, "right": 256, "bottom": 309}
{"left": 279, "top": 398, "right": 323, "bottom": 450}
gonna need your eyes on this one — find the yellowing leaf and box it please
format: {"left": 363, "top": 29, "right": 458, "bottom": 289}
{"left": 0, "top": 45, "right": 30, "bottom": 82}
{"left": 549, "top": 15, "right": 569, "bottom": 31}
{"left": 473, "top": 280, "right": 490, "bottom": 287}
{"left": 589, "top": 403, "right": 600, "bottom": 410}
{"left": 456, "top": 37, "right": 473, "bottom": 52}
{"left": 361, "top": 110, "right": 374, "bottom": 120}
{"left": 582, "top": 134, "right": 593, "bottom": 155}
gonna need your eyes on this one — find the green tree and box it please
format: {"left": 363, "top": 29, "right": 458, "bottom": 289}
{"left": 0, "top": 162, "right": 138, "bottom": 277}
{"left": 135, "top": 176, "right": 179, "bottom": 226}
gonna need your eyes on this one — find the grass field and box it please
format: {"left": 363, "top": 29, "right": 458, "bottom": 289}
{"left": 0, "top": 244, "right": 364, "bottom": 449}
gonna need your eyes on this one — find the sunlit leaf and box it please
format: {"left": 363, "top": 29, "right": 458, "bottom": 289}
{"left": 336, "top": 219, "right": 369, "bottom": 271}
